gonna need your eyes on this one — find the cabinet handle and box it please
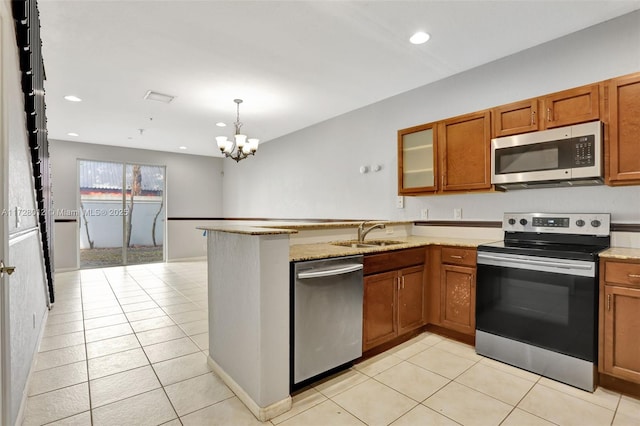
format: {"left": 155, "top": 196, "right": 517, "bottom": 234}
{"left": 402, "top": 276, "right": 405, "bottom": 289}
{"left": 531, "top": 111, "right": 536, "bottom": 125}
{"left": 628, "top": 274, "right": 640, "bottom": 278}
{"left": 607, "top": 294, "right": 611, "bottom": 311}
{"left": 450, "top": 255, "right": 463, "bottom": 259}
{"left": 546, "top": 107, "right": 551, "bottom": 122}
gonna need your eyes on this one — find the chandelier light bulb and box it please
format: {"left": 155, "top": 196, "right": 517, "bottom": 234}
{"left": 235, "top": 134, "right": 247, "bottom": 148}
{"left": 248, "top": 138, "right": 260, "bottom": 153}
{"left": 216, "top": 136, "right": 228, "bottom": 151}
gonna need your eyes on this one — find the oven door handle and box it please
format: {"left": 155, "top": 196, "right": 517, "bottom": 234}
{"left": 477, "top": 252, "right": 595, "bottom": 277}
{"left": 478, "top": 254, "right": 591, "bottom": 270}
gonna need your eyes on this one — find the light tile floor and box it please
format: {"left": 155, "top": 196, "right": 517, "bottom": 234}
{"left": 22, "top": 261, "right": 640, "bottom": 426}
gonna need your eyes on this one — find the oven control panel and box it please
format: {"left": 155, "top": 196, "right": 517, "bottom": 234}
{"left": 503, "top": 213, "right": 610, "bottom": 236}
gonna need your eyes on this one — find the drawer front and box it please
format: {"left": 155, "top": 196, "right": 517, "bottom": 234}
{"left": 604, "top": 261, "right": 640, "bottom": 287}
{"left": 441, "top": 247, "right": 476, "bottom": 266}
{"left": 364, "top": 247, "right": 426, "bottom": 275}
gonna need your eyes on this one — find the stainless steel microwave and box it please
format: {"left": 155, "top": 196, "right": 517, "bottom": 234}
{"left": 491, "top": 120, "right": 603, "bottom": 190}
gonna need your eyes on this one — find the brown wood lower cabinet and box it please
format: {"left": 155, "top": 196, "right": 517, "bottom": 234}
{"left": 440, "top": 264, "right": 476, "bottom": 334}
{"left": 599, "top": 259, "right": 640, "bottom": 385}
{"left": 362, "top": 248, "right": 426, "bottom": 352}
{"left": 430, "top": 246, "right": 477, "bottom": 337}
{"left": 363, "top": 270, "right": 397, "bottom": 349}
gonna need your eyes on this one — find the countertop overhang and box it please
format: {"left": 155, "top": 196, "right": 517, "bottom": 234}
{"left": 599, "top": 247, "right": 640, "bottom": 260}
{"left": 289, "top": 235, "right": 496, "bottom": 262}
{"left": 197, "top": 220, "right": 413, "bottom": 235}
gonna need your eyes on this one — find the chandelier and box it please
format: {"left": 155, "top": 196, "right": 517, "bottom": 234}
{"left": 215, "top": 99, "right": 259, "bottom": 162}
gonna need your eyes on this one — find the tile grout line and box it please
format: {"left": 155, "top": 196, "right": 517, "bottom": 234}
{"left": 124, "top": 265, "right": 195, "bottom": 423}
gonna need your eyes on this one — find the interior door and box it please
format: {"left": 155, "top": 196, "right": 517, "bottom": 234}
{"left": 0, "top": 12, "right": 8, "bottom": 424}
{"left": 0, "top": 14, "right": 9, "bottom": 424}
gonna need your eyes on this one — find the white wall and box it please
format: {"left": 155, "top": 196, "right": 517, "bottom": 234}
{"left": 2, "top": 1, "right": 50, "bottom": 423}
{"left": 50, "top": 140, "right": 223, "bottom": 269}
{"left": 78, "top": 200, "right": 164, "bottom": 249}
{"left": 222, "top": 10, "right": 640, "bottom": 224}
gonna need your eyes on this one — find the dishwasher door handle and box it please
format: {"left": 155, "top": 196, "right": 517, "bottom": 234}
{"left": 297, "top": 263, "right": 363, "bottom": 279}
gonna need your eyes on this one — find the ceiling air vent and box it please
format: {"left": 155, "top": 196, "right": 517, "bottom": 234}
{"left": 143, "top": 90, "right": 175, "bottom": 103}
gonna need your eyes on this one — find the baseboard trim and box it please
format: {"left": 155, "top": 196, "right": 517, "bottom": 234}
{"left": 207, "top": 356, "right": 292, "bottom": 421}
{"left": 598, "top": 373, "right": 640, "bottom": 398}
{"left": 15, "top": 309, "right": 50, "bottom": 426}
{"left": 167, "top": 256, "right": 207, "bottom": 263}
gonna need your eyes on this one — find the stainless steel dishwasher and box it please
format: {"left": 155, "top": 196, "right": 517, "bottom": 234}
{"left": 291, "top": 255, "right": 364, "bottom": 388}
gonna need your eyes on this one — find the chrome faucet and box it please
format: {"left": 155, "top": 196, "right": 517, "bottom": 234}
{"left": 358, "top": 221, "right": 386, "bottom": 243}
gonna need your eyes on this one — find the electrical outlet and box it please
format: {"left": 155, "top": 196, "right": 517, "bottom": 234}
{"left": 396, "top": 196, "right": 404, "bottom": 209}
{"left": 454, "top": 208, "right": 462, "bottom": 220}
{"left": 420, "top": 209, "right": 429, "bottom": 220}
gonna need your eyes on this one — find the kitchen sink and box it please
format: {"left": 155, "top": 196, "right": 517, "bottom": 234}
{"left": 332, "top": 240, "right": 405, "bottom": 248}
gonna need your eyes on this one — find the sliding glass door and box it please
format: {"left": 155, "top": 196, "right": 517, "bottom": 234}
{"left": 78, "top": 160, "right": 165, "bottom": 268}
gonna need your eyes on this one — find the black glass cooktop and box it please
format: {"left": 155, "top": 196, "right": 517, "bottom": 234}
{"left": 478, "top": 232, "right": 610, "bottom": 261}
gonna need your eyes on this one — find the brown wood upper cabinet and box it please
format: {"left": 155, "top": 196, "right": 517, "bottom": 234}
{"left": 492, "top": 84, "right": 601, "bottom": 138}
{"left": 439, "top": 110, "right": 492, "bottom": 192}
{"left": 398, "top": 122, "right": 438, "bottom": 195}
{"left": 542, "top": 84, "right": 600, "bottom": 129}
{"left": 492, "top": 99, "right": 539, "bottom": 138}
{"left": 398, "top": 111, "right": 491, "bottom": 195}
{"left": 599, "top": 259, "right": 640, "bottom": 384}
{"left": 606, "top": 72, "right": 640, "bottom": 185}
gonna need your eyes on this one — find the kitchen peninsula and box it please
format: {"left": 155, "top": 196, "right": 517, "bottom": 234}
{"left": 198, "top": 220, "right": 497, "bottom": 421}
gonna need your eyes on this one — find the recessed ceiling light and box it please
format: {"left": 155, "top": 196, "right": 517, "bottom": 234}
{"left": 64, "top": 95, "right": 82, "bottom": 102}
{"left": 409, "top": 31, "right": 430, "bottom": 45}
{"left": 216, "top": 122, "right": 226, "bottom": 127}
{"left": 144, "top": 90, "right": 175, "bottom": 103}
{"left": 67, "top": 132, "right": 79, "bottom": 137}
{"left": 179, "top": 146, "right": 187, "bottom": 150}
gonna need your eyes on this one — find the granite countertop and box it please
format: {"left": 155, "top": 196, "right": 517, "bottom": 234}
{"left": 197, "top": 220, "right": 413, "bottom": 236}
{"left": 197, "top": 225, "right": 297, "bottom": 235}
{"left": 289, "top": 235, "right": 497, "bottom": 262}
{"left": 600, "top": 247, "right": 640, "bottom": 260}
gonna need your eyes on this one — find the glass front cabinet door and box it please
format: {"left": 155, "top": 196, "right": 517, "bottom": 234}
{"left": 398, "top": 123, "right": 437, "bottom": 194}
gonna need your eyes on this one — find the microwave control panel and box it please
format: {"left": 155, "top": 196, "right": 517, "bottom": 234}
{"left": 573, "top": 135, "right": 595, "bottom": 167}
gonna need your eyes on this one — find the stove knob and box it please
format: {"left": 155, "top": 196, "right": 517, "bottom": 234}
{"left": 576, "top": 219, "right": 585, "bottom": 227}
{"left": 519, "top": 218, "right": 528, "bottom": 226}
{"left": 508, "top": 218, "right": 516, "bottom": 225}
{"left": 591, "top": 219, "right": 601, "bottom": 228}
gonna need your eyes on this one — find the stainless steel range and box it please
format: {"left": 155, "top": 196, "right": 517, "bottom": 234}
{"left": 476, "top": 213, "right": 610, "bottom": 391}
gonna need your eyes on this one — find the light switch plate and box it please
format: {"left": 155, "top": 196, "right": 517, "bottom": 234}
{"left": 396, "top": 196, "right": 404, "bottom": 209}
{"left": 420, "top": 209, "right": 429, "bottom": 220}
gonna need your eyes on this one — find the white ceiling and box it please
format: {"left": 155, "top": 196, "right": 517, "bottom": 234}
{"left": 38, "top": 0, "right": 640, "bottom": 157}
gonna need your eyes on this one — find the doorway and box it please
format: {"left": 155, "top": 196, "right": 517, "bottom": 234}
{"left": 78, "top": 160, "right": 166, "bottom": 268}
